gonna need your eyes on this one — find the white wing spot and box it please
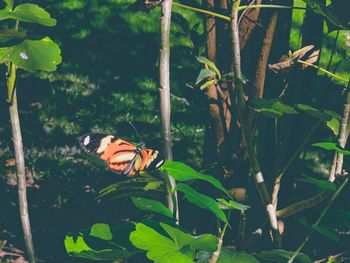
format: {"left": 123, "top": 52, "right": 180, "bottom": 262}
{"left": 155, "top": 160, "right": 164, "bottom": 168}
{"left": 20, "top": 52, "right": 29, "bottom": 60}
{"left": 83, "top": 136, "right": 90, "bottom": 145}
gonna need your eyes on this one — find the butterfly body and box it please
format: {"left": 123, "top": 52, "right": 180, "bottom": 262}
{"left": 79, "top": 133, "right": 164, "bottom": 177}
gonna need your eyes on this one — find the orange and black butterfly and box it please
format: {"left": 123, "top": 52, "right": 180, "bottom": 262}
{"left": 79, "top": 133, "right": 164, "bottom": 177}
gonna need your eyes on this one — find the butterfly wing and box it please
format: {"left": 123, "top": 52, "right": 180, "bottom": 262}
{"left": 79, "top": 133, "right": 164, "bottom": 176}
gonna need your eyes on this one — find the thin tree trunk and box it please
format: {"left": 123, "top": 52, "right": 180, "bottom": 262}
{"left": 231, "top": 0, "right": 280, "bottom": 246}
{"left": 248, "top": 11, "right": 278, "bottom": 133}
{"left": 239, "top": 0, "right": 262, "bottom": 50}
{"left": 7, "top": 63, "right": 37, "bottom": 263}
{"left": 159, "top": 0, "right": 179, "bottom": 223}
{"left": 330, "top": 88, "right": 350, "bottom": 181}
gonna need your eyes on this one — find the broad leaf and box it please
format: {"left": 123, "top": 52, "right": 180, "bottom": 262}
{"left": 131, "top": 197, "right": 173, "bottom": 218}
{"left": 3, "top": 0, "right": 13, "bottom": 10}
{"left": 217, "top": 198, "right": 250, "bottom": 211}
{"left": 176, "top": 183, "right": 227, "bottom": 223}
{"left": 196, "top": 68, "right": 216, "bottom": 85}
{"left": 296, "top": 175, "right": 336, "bottom": 192}
{"left": 295, "top": 104, "right": 332, "bottom": 121}
{"left": 196, "top": 56, "right": 221, "bottom": 79}
{"left": 0, "top": 29, "right": 26, "bottom": 47}
{"left": 257, "top": 250, "right": 312, "bottom": 263}
{"left": 161, "top": 161, "right": 229, "bottom": 196}
{"left": 0, "top": 37, "right": 61, "bottom": 72}
{"left": 312, "top": 225, "right": 340, "bottom": 242}
{"left": 65, "top": 223, "right": 137, "bottom": 260}
{"left": 129, "top": 223, "right": 194, "bottom": 263}
{"left": 249, "top": 99, "right": 297, "bottom": 118}
{"left": 0, "top": 3, "right": 56, "bottom": 26}
{"left": 198, "top": 248, "right": 260, "bottom": 263}
{"left": 90, "top": 223, "right": 113, "bottom": 241}
{"left": 312, "top": 142, "right": 350, "bottom": 155}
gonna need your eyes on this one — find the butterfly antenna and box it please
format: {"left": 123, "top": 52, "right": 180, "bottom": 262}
{"left": 128, "top": 121, "right": 144, "bottom": 142}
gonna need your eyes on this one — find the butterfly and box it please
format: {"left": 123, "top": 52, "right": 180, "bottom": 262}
{"left": 79, "top": 133, "right": 164, "bottom": 177}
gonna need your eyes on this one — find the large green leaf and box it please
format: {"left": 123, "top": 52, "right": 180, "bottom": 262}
{"left": 0, "top": 37, "right": 61, "bottom": 72}
{"left": 295, "top": 104, "right": 332, "bottom": 121}
{"left": 161, "top": 161, "right": 229, "bottom": 196}
{"left": 312, "top": 225, "right": 340, "bottom": 242}
{"left": 195, "top": 68, "right": 216, "bottom": 85}
{"left": 0, "top": 29, "right": 26, "bottom": 47}
{"left": 198, "top": 248, "right": 260, "bottom": 263}
{"left": 129, "top": 223, "right": 194, "bottom": 263}
{"left": 65, "top": 223, "right": 137, "bottom": 260}
{"left": 296, "top": 175, "right": 336, "bottom": 192}
{"left": 257, "top": 250, "right": 312, "bottom": 263}
{"left": 196, "top": 56, "right": 221, "bottom": 79}
{"left": 176, "top": 183, "right": 227, "bottom": 224}
{"left": 249, "top": 99, "right": 297, "bottom": 118}
{"left": 312, "top": 142, "right": 350, "bottom": 155}
{"left": 131, "top": 197, "right": 173, "bottom": 218}
{"left": 0, "top": 3, "right": 56, "bottom": 26}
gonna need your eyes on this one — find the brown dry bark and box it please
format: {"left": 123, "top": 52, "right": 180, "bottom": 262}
{"left": 239, "top": 0, "right": 262, "bottom": 50}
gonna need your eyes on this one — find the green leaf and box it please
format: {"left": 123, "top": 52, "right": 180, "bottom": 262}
{"left": 0, "top": 29, "right": 26, "bottom": 47}
{"left": 200, "top": 79, "right": 216, "bottom": 90}
{"left": 90, "top": 223, "right": 113, "bottom": 241}
{"left": 249, "top": 99, "right": 297, "bottom": 119}
{"left": 176, "top": 183, "right": 227, "bottom": 224}
{"left": 312, "top": 225, "right": 340, "bottom": 242}
{"left": 143, "top": 180, "right": 163, "bottom": 191}
{"left": 65, "top": 223, "right": 137, "bottom": 260}
{"left": 196, "top": 68, "right": 216, "bottom": 85}
{"left": 198, "top": 248, "right": 260, "bottom": 263}
{"left": 196, "top": 56, "right": 221, "bottom": 79}
{"left": 190, "top": 234, "right": 218, "bottom": 252}
{"left": 131, "top": 197, "right": 173, "bottom": 218}
{"left": 129, "top": 223, "right": 194, "bottom": 263}
{"left": 3, "top": 0, "right": 13, "bottom": 10}
{"left": 162, "top": 161, "right": 229, "bottom": 196}
{"left": 295, "top": 104, "right": 332, "bottom": 121}
{"left": 257, "top": 250, "right": 312, "bottom": 263}
{"left": 296, "top": 175, "right": 336, "bottom": 192}
{"left": 217, "top": 198, "right": 250, "bottom": 211}
{"left": 172, "top": 12, "right": 190, "bottom": 34}
{"left": 0, "top": 37, "right": 61, "bottom": 71}
{"left": 326, "top": 117, "right": 340, "bottom": 135}
{"left": 312, "top": 142, "right": 350, "bottom": 155}
{"left": 0, "top": 3, "right": 56, "bottom": 26}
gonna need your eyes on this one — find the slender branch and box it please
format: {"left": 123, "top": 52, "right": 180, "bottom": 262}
{"left": 288, "top": 178, "right": 348, "bottom": 263}
{"left": 173, "top": 2, "right": 230, "bottom": 21}
{"left": 231, "top": 0, "right": 280, "bottom": 246}
{"left": 326, "top": 30, "right": 339, "bottom": 71}
{"left": 159, "top": 0, "right": 179, "bottom": 223}
{"left": 334, "top": 92, "right": 350, "bottom": 177}
{"left": 209, "top": 210, "right": 231, "bottom": 263}
{"left": 297, "top": 59, "right": 348, "bottom": 83}
{"left": 172, "top": 2, "right": 305, "bottom": 22}
{"left": 238, "top": 4, "right": 305, "bottom": 11}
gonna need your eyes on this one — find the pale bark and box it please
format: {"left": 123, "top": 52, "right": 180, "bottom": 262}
{"left": 7, "top": 64, "right": 36, "bottom": 263}
{"left": 159, "top": 0, "right": 179, "bottom": 223}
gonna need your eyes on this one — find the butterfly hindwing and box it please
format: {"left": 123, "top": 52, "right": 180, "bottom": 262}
{"left": 78, "top": 133, "right": 164, "bottom": 177}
